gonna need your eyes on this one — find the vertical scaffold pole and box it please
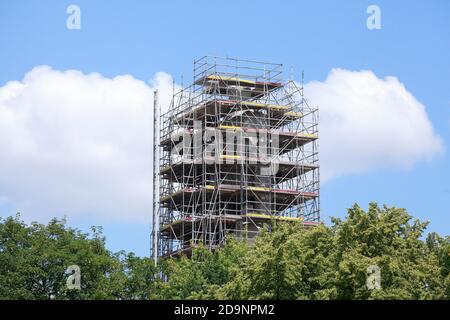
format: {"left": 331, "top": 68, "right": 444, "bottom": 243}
{"left": 151, "top": 90, "right": 160, "bottom": 265}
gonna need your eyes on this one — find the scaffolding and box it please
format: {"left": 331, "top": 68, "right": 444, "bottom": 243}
{"left": 152, "top": 56, "right": 320, "bottom": 260}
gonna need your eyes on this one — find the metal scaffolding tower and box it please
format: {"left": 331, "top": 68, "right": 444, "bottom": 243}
{"left": 152, "top": 56, "right": 319, "bottom": 260}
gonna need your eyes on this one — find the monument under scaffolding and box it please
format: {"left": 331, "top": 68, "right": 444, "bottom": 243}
{"left": 151, "top": 56, "right": 319, "bottom": 261}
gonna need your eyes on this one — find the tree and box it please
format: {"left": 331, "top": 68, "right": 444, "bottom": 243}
{"left": 0, "top": 214, "right": 157, "bottom": 299}
{"left": 331, "top": 203, "right": 446, "bottom": 299}
{"left": 154, "top": 239, "right": 248, "bottom": 300}
{"left": 203, "top": 203, "right": 448, "bottom": 299}
{"left": 1, "top": 203, "right": 448, "bottom": 300}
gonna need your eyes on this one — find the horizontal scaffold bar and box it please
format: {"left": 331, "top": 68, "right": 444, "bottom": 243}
{"left": 160, "top": 127, "right": 317, "bottom": 154}
{"left": 160, "top": 157, "right": 318, "bottom": 182}
{"left": 194, "top": 75, "right": 282, "bottom": 90}
{"left": 170, "top": 99, "right": 303, "bottom": 127}
{"left": 160, "top": 184, "right": 318, "bottom": 208}
{"left": 160, "top": 213, "right": 319, "bottom": 239}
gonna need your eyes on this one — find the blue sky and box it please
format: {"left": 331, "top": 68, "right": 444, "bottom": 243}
{"left": 1, "top": 0, "right": 449, "bottom": 256}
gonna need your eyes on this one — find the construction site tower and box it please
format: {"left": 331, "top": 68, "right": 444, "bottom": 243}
{"left": 152, "top": 56, "right": 320, "bottom": 260}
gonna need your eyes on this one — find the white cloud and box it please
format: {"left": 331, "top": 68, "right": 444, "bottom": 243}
{"left": 0, "top": 66, "right": 174, "bottom": 223}
{"left": 305, "top": 68, "right": 444, "bottom": 181}
{"left": 0, "top": 66, "right": 443, "bottom": 223}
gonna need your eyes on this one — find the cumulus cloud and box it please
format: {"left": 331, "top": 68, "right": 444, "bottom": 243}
{"left": 0, "top": 66, "right": 174, "bottom": 223}
{"left": 0, "top": 66, "right": 443, "bottom": 223}
{"left": 305, "top": 69, "right": 444, "bottom": 181}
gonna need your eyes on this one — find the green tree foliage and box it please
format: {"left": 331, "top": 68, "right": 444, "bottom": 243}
{"left": 154, "top": 239, "right": 248, "bottom": 300}
{"left": 0, "top": 203, "right": 449, "bottom": 300}
{"left": 0, "top": 215, "right": 157, "bottom": 299}
{"left": 158, "top": 203, "right": 449, "bottom": 300}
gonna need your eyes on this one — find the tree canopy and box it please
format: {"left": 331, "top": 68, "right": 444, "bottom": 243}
{"left": 1, "top": 203, "right": 449, "bottom": 300}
